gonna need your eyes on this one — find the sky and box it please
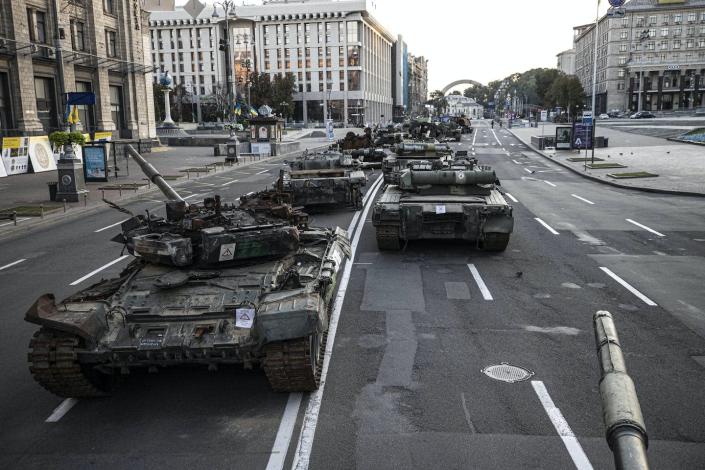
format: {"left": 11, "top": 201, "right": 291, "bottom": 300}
{"left": 175, "top": 0, "right": 614, "bottom": 92}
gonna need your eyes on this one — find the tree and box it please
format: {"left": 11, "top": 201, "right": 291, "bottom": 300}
{"left": 248, "top": 73, "right": 273, "bottom": 109}
{"left": 271, "top": 73, "right": 296, "bottom": 119}
{"left": 428, "top": 90, "right": 448, "bottom": 115}
{"left": 546, "top": 74, "right": 586, "bottom": 117}
{"left": 463, "top": 84, "right": 491, "bottom": 106}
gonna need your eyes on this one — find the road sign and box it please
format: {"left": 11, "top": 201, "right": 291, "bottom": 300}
{"left": 582, "top": 111, "right": 593, "bottom": 125}
{"left": 540, "top": 110, "right": 548, "bottom": 122}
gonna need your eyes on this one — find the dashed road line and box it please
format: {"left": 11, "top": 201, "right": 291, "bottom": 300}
{"left": 505, "top": 193, "right": 519, "bottom": 203}
{"left": 571, "top": 194, "right": 595, "bottom": 205}
{"left": 95, "top": 219, "right": 129, "bottom": 233}
{"left": 535, "top": 218, "right": 560, "bottom": 235}
{"left": 467, "top": 264, "right": 493, "bottom": 301}
{"left": 626, "top": 218, "right": 665, "bottom": 237}
{"left": 265, "top": 393, "right": 303, "bottom": 470}
{"left": 543, "top": 180, "right": 557, "bottom": 188}
{"left": 220, "top": 179, "right": 240, "bottom": 187}
{"left": 256, "top": 169, "right": 270, "bottom": 175}
{"left": 46, "top": 398, "right": 78, "bottom": 423}
{"left": 69, "top": 255, "right": 130, "bottom": 286}
{"left": 0, "top": 259, "right": 26, "bottom": 271}
{"left": 532, "top": 381, "right": 593, "bottom": 470}
{"left": 523, "top": 168, "right": 534, "bottom": 174}
{"left": 183, "top": 193, "right": 204, "bottom": 200}
{"left": 600, "top": 267, "right": 658, "bottom": 306}
{"left": 0, "top": 217, "right": 31, "bottom": 228}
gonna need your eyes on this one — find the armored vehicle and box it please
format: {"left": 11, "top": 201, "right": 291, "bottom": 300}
{"left": 349, "top": 148, "right": 387, "bottom": 163}
{"left": 337, "top": 128, "right": 372, "bottom": 150}
{"left": 372, "top": 164, "right": 513, "bottom": 251}
{"left": 281, "top": 150, "right": 367, "bottom": 210}
{"left": 382, "top": 142, "right": 453, "bottom": 184}
{"left": 25, "top": 147, "right": 350, "bottom": 397}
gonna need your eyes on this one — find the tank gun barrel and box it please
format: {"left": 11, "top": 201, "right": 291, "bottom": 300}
{"left": 126, "top": 145, "right": 184, "bottom": 202}
{"left": 593, "top": 311, "right": 650, "bottom": 470}
{"left": 406, "top": 170, "right": 497, "bottom": 186}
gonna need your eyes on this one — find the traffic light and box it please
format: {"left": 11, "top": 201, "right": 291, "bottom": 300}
{"left": 219, "top": 39, "right": 227, "bottom": 51}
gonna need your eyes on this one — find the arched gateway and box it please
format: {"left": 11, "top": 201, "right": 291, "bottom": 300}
{"left": 441, "top": 80, "right": 485, "bottom": 96}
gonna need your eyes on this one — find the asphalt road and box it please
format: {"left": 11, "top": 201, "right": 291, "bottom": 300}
{"left": 1, "top": 123, "right": 704, "bottom": 469}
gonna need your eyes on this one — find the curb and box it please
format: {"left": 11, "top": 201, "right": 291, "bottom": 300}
{"left": 506, "top": 129, "right": 705, "bottom": 199}
{"left": 0, "top": 143, "right": 330, "bottom": 243}
{"left": 667, "top": 137, "right": 705, "bottom": 146}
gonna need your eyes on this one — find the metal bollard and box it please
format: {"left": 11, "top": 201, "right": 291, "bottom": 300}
{"left": 83, "top": 193, "right": 88, "bottom": 207}
{"left": 40, "top": 205, "right": 44, "bottom": 219}
{"left": 62, "top": 199, "right": 67, "bottom": 213}
{"left": 593, "top": 311, "right": 649, "bottom": 470}
{"left": 12, "top": 211, "right": 17, "bottom": 226}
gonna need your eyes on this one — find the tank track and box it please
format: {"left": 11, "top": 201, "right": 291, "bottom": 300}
{"left": 376, "top": 225, "right": 401, "bottom": 251}
{"left": 28, "top": 328, "right": 108, "bottom": 398}
{"left": 263, "top": 331, "right": 326, "bottom": 393}
{"left": 482, "top": 233, "right": 510, "bottom": 252}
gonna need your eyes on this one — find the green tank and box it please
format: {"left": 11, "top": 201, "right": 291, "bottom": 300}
{"left": 383, "top": 142, "right": 453, "bottom": 184}
{"left": 24, "top": 146, "right": 350, "bottom": 397}
{"left": 282, "top": 150, "right": 367, "bottom": 209}
{"left": 372, "top": 164, "right": 513, "bottom": 251}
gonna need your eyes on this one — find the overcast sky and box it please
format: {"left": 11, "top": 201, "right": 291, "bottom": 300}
{"left": 175, "top": 0, "right": 612, "bottom": 91}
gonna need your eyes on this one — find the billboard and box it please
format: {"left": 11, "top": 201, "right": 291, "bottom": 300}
{"left": 28, "top": 136, "right": 58, "bottom": 173}
{"left": 1, "top": 137, "right": 29, "bottom": 175}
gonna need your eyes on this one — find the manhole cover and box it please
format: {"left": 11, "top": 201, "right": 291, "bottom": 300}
{"left": 481, "top": 363, "right": 534, "bottom": 383}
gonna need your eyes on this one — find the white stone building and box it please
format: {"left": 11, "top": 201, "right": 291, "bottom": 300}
{"left": 557, "top": 48, "right": 576, "bottom": 75}
{"left": 445, "top": 94, "right": 483, "bottom": 119}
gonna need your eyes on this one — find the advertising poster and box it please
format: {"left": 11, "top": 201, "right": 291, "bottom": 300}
{"left": 28, "top": 136, "right": 58, "bottom": 173}
{"left": 251, "top": 142, "right": 272, "bottom": 156}
{"left": 555, "top": 127, "right": 573, "bottom": 150}
{"left": 83, "top": 145, "right": 108, "bottom": 182}
{"left": 1, "top": 137, "right": 30, "bottom": 175}
{"left": 258, "top": 126, "right": 268, "bottom": 140}
{"left": 572, "top": 123, "right": 594, "bottom": 150}
{"left": 326, "top": 119, "right": 334, "bottom": 142}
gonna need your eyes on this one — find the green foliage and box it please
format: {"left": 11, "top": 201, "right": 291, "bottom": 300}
{"left": 249, "top": 73, "right": 273, "bottom": 109}
{"left": 546, "top": 75, "right": 586, "bottom": 116}
{"left": 49, "top": 131, "right": 86, "bottom": 148}
{"left": 272, "top": 73, "right": 296, "bottom": 118}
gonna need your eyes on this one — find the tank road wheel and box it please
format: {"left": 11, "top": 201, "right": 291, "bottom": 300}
{"left": 28, "top": 328, "right": 111, "bottom": 398}
{"left": 482, "top": 233, "right": 510, "bottom": 252}
{"left": 376, "top": 225, "right": 401, "bottom": 251}
{"left": 263, "top": 332, "right": 324, "bottom": 393}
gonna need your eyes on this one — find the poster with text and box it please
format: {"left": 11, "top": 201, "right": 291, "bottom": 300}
{"left": 1, "top": 137, "right": 29, "bottom": 175}
{"left": 28, "top": 136, "right": 58, "bottom": 173}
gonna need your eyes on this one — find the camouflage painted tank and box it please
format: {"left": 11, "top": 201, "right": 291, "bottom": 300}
{"left": 25, "top": 147, "right": 350, "bottom": 397}
{"left": 383, "top": 142, "right": 453, "bottom": 184}
{"left": 372, "top": 163, "right": 513, "bottom": 251}
{"left": 281, "top": 150, "right": 367, "bottom": 210}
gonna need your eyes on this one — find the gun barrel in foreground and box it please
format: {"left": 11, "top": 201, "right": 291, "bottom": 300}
{"left": 594, "top": 310, "right": 650, "bottom": 470}
{"left": 126, "top": 144, "right": 184, "bottom": 202}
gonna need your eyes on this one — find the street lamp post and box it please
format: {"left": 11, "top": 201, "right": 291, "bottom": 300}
{"left": 212, "top": 1, "right": 239, "bottom": 145}
{"left": 590, "top": 0, "right": 601, "bottom": 164}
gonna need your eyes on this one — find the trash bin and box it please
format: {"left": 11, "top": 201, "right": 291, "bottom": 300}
{"left": 47, "top": 182, "right": 58, "bottom": 202}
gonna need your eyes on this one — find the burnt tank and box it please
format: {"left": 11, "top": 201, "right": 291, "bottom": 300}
{"left": 280, "top": 150, "right": 367, "bottom": 210}
{"left": 383, "top": 142, "right": 453, "bottom": 184}
{"left": 25, "top": 146, "right": 351, "bottom": 397}
{"left": 372, "top": 163, "right": 513, "bottom": 251}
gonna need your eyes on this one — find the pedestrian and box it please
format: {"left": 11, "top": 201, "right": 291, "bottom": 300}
{"left": 491, "top": 120, "right": 494, "bottom": 129}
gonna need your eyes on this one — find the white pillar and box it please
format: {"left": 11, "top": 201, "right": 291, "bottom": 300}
{"left": 163, "top": 89, "right": 175, "bottom": 126}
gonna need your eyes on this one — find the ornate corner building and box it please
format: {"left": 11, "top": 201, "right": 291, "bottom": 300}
{"left": 0, "top": 0, "right": 157, "bottom": 139}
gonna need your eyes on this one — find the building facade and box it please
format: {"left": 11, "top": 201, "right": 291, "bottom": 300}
{"left": 557, "top": 48, "right": 576, "bottom": 75}
{"left": 408, "top": 53, "right": 428, "bottom": 115}
{"left": 392, "top": 34, "right": 409, "bottom": 120}
{"left": 573, "top": 0, "right": 705, "bottom": 114}
{"left": 445, "top": 94, "right": 483, "bottom": 118}
{"left": 0, "top": 0, "right": 156, "bottom": 139}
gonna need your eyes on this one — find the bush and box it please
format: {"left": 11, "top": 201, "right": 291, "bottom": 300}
{"left": 49, "top": 131, "right": 86, "bottom": 148}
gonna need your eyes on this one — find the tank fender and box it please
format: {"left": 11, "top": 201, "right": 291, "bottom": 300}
{"left": 482, "top": 214, "right": 515, "bottom": 234}
{"left": 256, "top": 292, "right": 326, "bottom": 344}
{"left": 24, "top": 294, "right": 107, "bottom": 345}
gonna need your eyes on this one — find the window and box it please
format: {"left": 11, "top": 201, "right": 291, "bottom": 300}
{"left": 659, "top": 40, "right": 668, "bottom": 50}
{"left": 618, "top": 69, "right": 625, "bottom": 78}
{"left": 617, "top": 82, "right": 625, "bottom": 91}
{"left": 661, "top": 28, "right": 669, "bottom": 37}
{"left": 699, "top": 38, "right": 705, "bottom": 47}
{"left": 673, "top": 27, "right": 682, "bottom": 36}
{"left": 347, "top": 70, "right": 360, "bottom": 91}
{"left": 619, "top": 43, "right": 628, "bottom": 52}
{"left": 75, "top": 81, "right": 93, "bottom": 131}
{"left": 687, "top": 27, "right": 695, "bottom": 36}
{"left": 662, "top": 14, "right": 669, "bottom": 25}
{"left": 34, "top": 77, "right": 57, "bottom": 132}
{"left": 646, "top": 41, "right": 655, "bottom": 50}
{"left": 105, "top": 30, "right": 118, "bottom": 57}
{"left": 104, "top": 0, "right": 115, "bottom": 15}
{"left": 674, "top": 13, "right": 682, "bottom": 23}
{"left": 687, "top": 38, "right": 694, "bottom": 48}
{"left": 71, "top": 20, "right": 85, "bottom": 51}
{"left": 0, "top": 72, "right": 13, "bottom": 133}
{"left": 27, "top": 9, "right": 47, "bottom": 44}
{"left": 648, "top": 28, "right": 656, "bottom": 37}
{"left": 674, "top": 39, "right": 681, "bottom": 49}
{"left": 636, "top": 16, "right": 645, "bottom": 27}
{"left": 618, "top": 56, "right": 627, "bottom": 65}
{"left": 620, "top": 31, "right": 628, "bottom": 40}
{"left": 347, "top": 21, "right": 359, "bottom": 43}
{"left": 109, "top": 86, "right": 123, "bottom": 130}
{"left": 339, "top": 22, "right": 345, "bottom": 42}
{"left": 648, "top": 15, "right": 657, "bottom": 26}
{"left": 621, "top": 18, "right": 629, "bottom": 28}
{"left": 688, "top": 12, "right": 697, "bottom": 23}
{"left": 339, "top": 46, "right": 345, "bottom": 66}
{"left": 318, "top": 47, "right": 324, "bottom": 67}
{"left": 347, "top": 45, "right": 360, "bottom": 66}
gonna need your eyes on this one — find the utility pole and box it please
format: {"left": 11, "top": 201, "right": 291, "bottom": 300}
{"left": 590, "top": 0, "right": 601, "bottom": 165}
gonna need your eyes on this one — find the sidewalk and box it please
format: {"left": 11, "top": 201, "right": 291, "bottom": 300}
{"left": 0, "top": 138, "right": 332, "bottom": 233}
{"left": 508, "top": 123, "right": 705, "bottom": 197}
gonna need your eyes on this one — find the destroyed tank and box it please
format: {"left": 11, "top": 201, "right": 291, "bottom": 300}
{"left": 372, "top": 163, "right": 513, "bottom": 251}
{"left": 24, "top": 146, "right": 350, "bottom": 397}
{"left": 383, "top": 142, "right": 453, "bottom": 184}
{"left": 280, "top": 150, "right": 367, "bottom": 210}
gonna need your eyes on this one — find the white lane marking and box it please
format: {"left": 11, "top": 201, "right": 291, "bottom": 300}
{"left": 626, "top": 219, "right": 665, "bottom": 237}
{"left": 543, "top": 180, "right": 557, "bottom": 188}
{"left": 571, "top": 194, "right": 595, "bottom": 205}
{"left": 471, "top": 129, "right": 477, "bottom": 146}
{"left": 220, "top": 179, "right": 240, "bottom": 187}
{"left": 0, "top": 217, "right": 31, "bottom": 228}
{"left": 490, "top": 129, "right": 502, "bottom": 146}
{"left": 265, "top": 393, "right": 303, "bottom": 470}
{"left": 290, "top": 175, "right": 384, "bottom": 470}
{"left": 69, "top": 255, "right": 130, "bottom": 286}
{"left": 183, "top": 193, "right": 203, "bottom": 200}
{"left": 505, "top": 193, "right": 519, "bottom": 203}
{"left": 0, "top": 259, "right": 26, "bottom": 271}
{"left": 535, "top": 218, "right": 560, "bottom": 235}
{"left": 256, "top": 169, "right": 270, "bottom": 175}
{"left": 46, "top": 398, "right": 78, "bottom": 423}
{"left": 467, "top": 264, "right": 493, "bottom": 301}
{"left": 532, "top": 381, "right": 594, "bottom": 470}
{"left": 512, "top": 159, "right": 522, "bottom": 165}
{"left": 523, "top": 168, "right": 534, "bottom": 174}
{"left": 94, "top": 219, "right": 129, "bottom": 233}
{"left": 599, "top": 267, "right": 658, "bottom": 306}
